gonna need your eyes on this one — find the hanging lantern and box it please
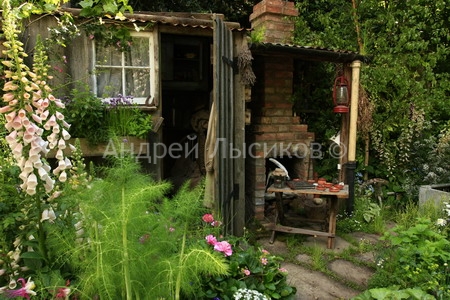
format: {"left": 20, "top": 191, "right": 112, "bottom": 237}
{"left": 332, "top": 76, "right": 350, "bottom": 113}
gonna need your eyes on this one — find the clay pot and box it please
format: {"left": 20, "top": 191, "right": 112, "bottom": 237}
{"left": 316, "top": 185, "right": 326, "bottom": 191}
{"left": 329, "top": 187, "right": 340, "bottom": 192}
{"left": 317, "top": 178, "right": 327, "bottom": 185}
{"left": 334, "top": 184, "right": 344, "bottom": 190}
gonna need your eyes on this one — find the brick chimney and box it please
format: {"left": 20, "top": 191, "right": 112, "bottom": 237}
{"left": 249, "top": 0, "right": 298, "bottom": 44}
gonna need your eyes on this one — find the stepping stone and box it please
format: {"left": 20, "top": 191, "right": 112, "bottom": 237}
{"left": 303, "top": 235, "right": 352, "bottom": 253}
{"left": 282, "top": 262, "right": 361, "bottom": 300}
{"left": 328, "top": 259, "right": 375, "bottom": 288}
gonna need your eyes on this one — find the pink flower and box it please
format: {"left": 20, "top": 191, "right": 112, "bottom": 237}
{"left": 279, "top": 267, "right": 288, "bottom": 273}
{"left": 261, "top": 257, "right": 268, "bottom": 265}
{"left": 242, "top": 268, "right": 251, "bottom": 276}
{"left": 5, "top": 277, "right": 36, "bottom": 299}
{"left": 202, "top": 214, "right": 214, "bottom": 223}
{"left": 89, "top": 34, "right": 95, "bottom": 40}
{"left": 55, "top": 287, "right": 71, "bottom": 299}
{"left": 51, "top": 280, "right": 71, "bottom": 299}
{"left": 211, "top": 220, "right": 222, "bottom": 227}
{"left": 169, "top": 227, "right": 175, "bottom": 232}
{"left": 53, "top": 65, "right": 63, "bottom": 73}
{"left": 139, "top": 234, "right": 150, "bottom": 244}
{"left": 214, "top": 241, "right": 232, "bottom": 256}
{"left": 261, "top": 249, "right": 270, "bottom": 255}
{"left": 205, "top": 234, "right": 217, "bottom": 245}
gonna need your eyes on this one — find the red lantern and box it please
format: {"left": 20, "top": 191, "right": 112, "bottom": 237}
{"left": 332, "top": 76, "right": 350, "bottom": 113}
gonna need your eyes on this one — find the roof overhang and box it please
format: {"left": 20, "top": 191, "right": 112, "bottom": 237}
{"left": 60, "top": 8, "right": 242, "bottom": 31}
{"left": 250, "top": 42, "right": 370, "bottom": 64}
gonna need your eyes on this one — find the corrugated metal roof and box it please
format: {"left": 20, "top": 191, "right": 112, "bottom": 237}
{"left": 60, "top": 8, "right": 242, "bottom": 30}
{"left": 250, "top": 42, "right": 369, "bottom": 63}
{"left": 57, "top": 8, "right": 367, "bottom": 62}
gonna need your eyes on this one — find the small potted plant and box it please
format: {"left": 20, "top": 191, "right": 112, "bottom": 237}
{"left": 60, "top": 85, "right": 153, "bottom": 156}
{"left": 105, "top": 94, "right": 153, "bottom": 139}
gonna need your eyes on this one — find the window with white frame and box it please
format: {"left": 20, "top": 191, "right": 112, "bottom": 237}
{"left": 92, "top": 31, "right": 156, "bottom": 105}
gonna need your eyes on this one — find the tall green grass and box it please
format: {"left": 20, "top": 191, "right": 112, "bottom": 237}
{"left": 53, "top": 158, "right": 229, "bottom": 299}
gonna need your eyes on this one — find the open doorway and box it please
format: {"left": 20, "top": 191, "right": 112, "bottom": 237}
{"left": 160, "top": 34, "right": 213, "bottom": 190}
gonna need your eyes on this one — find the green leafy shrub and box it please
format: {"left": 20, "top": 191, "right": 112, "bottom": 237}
{"left": 368, "top": 218, "right": 450, "bottom": 298}
{"left": 199, "top": 237, "right": 297, "bottom": 300}
{"left": 352, "top": 286, "right": 435, "bottom": 300}
{"left": 62, "top": 86, "right": 152, "bottom": 144}
{"left": 337, "top": 195, "right": 386, "bottom": 235}
{"left": 62, "top": 84, "right": 109, "bottom": 145}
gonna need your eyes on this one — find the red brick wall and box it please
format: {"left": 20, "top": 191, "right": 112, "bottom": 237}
{"left": 246, "top": 55, "right": 314, "bottom": 221}
{"left": 249, "top": 0, "right": 299, "bottom": 44}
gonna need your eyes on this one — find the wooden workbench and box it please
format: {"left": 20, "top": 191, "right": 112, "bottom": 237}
{"left": 266, "top": 184, "right": 349, "bottom": 249}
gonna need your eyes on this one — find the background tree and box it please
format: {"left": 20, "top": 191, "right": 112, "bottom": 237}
{"left": 293, "top": 0, "right": 450, "bottom": 202}
{"left": 69, "top": 0, "right": 258, "bottom": 27}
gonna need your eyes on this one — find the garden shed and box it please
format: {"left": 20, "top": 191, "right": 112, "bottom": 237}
{"left": 17, "top": 0, "right": 367, "bottom": 236}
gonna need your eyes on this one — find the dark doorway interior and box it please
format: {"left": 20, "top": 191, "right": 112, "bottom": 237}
{"left": 160, "top": 34, "right": 212, "bottom": 190}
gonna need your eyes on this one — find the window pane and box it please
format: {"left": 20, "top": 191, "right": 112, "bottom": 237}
{"left": 126, "top": 37, "right": 149, "bottom": 66}
{"left": 96, "top": 68, "right": 122, "bottom": 97}
{"left": 125, "top": 69, "right": 150, "bottom": 97}
{"left": 96, "top": 44, "right": 122, "bottom": 66}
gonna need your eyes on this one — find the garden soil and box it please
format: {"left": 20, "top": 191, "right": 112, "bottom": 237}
{"left": 257, "top": 231, "right": 381, "bottom": 300}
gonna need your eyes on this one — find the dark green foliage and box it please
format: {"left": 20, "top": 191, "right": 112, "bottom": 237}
{"left": 293, "top": 0, "right": 450, "bottom": 203}
{"left": 292, "top": 60, "right": 341, "bottom": 180}
{"left": 77, "top": 0, "right": 133, "bottom": 17}
{"left": 198, "top": 238, "right": 297, "bottom": 300}
{"left": 61, "top": 84, "right": 109, "bottom": 145}
{"left": 368, "top": 218, "right": 450, "bottom": 298}
{"left": 352, "top": 286, "right": 436, "bottom": 300}
{"left": 70, "top": 0, "right": 259, "bottom": 27}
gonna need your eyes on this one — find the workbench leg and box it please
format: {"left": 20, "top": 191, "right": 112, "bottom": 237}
{"left": 270, "top": 228, "right": 276, "bottom": 244}
{"left": 270, "top": 210, "right": 278, "bottom": 244}
{"left": 274, "top": 192, "right": 285, "bottom": 225}
{"left": 327, "top": 197, "right": 338, "bottom": 249}
{"left": 270, "top": 192, "right": 284, "bottom": 244}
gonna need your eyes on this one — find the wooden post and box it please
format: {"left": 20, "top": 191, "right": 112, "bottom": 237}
{"left": 346, "top": 60, "right": 361, "bottom": 213}
{"left": 348, "top": 61, "right": 361, "bottom": 162}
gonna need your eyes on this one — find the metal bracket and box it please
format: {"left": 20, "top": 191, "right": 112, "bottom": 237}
{"left": 222, "top": 56, "right": 238, "bottom": 74}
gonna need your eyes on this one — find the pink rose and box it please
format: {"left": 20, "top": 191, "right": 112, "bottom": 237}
{"left": 202, "top": 214, "right": 214, "bottom": 223}
{"left": 205, "top": 234, "right": 217, "bottom": 245}
{"left": 243, "top": 268, "right": 251, "bottom": 276}
{"left": 214, "top": 241, "right": 233, "bottom": 256}
{"left": 211, "top": 220, "right": 222, "bottom": 227}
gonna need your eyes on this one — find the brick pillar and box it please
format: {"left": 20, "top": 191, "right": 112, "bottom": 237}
{"left": 247, "top": 55, "right": 314, "bottom": 221}
{"left": 249, "top": 0, "right": 299, "bottom": 44}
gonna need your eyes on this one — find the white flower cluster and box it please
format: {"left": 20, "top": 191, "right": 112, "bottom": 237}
{"left": 233, "top": 288, "right": 269, "bottom": 300}
{"left": 443, "top": 202, "right": 450, "bottom": 217}
{"left": 435, "top": 202, "right": 450, "bottom": 227}
{"left": 0, "top": 2, "right": 72, "bottom": 196}
{"left": 436, "top": 218, "right": 447, "bottom": 227}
